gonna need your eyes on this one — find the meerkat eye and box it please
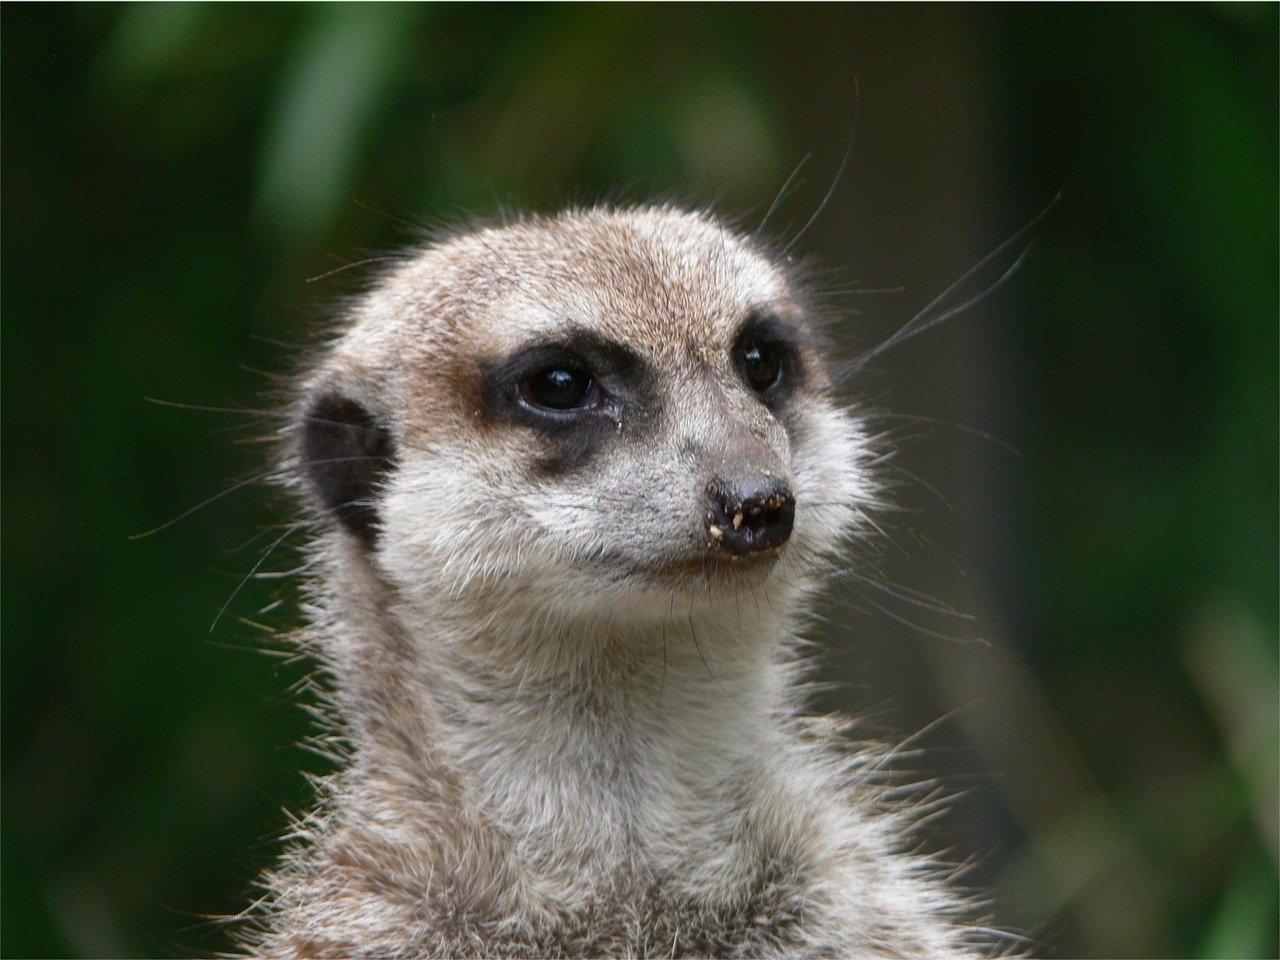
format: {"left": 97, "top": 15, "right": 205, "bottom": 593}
{"left": 739, "top": 340, "right": 786, "bottom": 394}
{"left": 520, "top": 365, "right": 600, "bottom": 412}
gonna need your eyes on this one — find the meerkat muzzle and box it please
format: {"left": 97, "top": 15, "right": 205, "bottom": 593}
{"left": 706, "top": 477, "right": 796, "bottom": 555}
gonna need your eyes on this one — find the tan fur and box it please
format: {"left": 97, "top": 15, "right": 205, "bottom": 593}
{"left": 233, "top": 206, "right": 1006, "bottom": 958}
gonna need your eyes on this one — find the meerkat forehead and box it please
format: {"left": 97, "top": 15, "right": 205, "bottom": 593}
{"left": 347, "top": 205, "right": 799, "bottom": 369}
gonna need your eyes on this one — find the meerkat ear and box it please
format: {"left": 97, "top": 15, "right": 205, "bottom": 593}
{"left": 299, "top": 392, "right": 396, "bottom": 549}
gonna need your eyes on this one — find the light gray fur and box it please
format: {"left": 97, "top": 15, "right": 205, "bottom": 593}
{"left": 233, "top": 206, "right": 1008, "bottom": 958}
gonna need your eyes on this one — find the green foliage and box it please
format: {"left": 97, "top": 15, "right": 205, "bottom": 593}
{"left": 3, "top": 5, "right": 1275, "bottom": 957}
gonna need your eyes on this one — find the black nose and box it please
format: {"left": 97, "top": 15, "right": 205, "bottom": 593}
{"left": 706, "top": 477, "right": 796, "bottom": 556}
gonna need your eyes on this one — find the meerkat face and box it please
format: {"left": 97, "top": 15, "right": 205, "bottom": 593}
{"left": 297, "top": 206, "right": 873, "bottom": 627}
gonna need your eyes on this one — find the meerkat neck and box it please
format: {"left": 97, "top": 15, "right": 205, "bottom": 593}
{"left": 445, "top": 617, "right": 790, "bottom": 861}
{"left": 455, "top": 601, "right": 784, "bottom": 733}
{"left": 337, "top": 572, "right": 797, "bottom": 858}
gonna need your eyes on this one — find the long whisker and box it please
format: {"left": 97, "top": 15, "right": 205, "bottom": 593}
{"left": 306, "top": 256, "right": 414, "bottom": 284}
{"left": 835, "top": 587, "right": 982, "bottom": 644}
{"left": 211, "top": 522, "right": 305, "bottom": 633}
{"left": 130, "top": 455, "right": 384, "bottom": 539}
{"left": 843, "top": 567, "right": 975, "bottom": 620}
{"left": 848, "top": 193, "right": 1061, "bottom": 374}
{"left": 871, "top": 412, "right": 1020, "bottom": 455}
{"left": 784, "top": 82, "right": 861, "bottom": 255}
{"left": 753, "top": 153, "right": 811, "bottom": 243}
{"left": 143, "top": 396, "right": 291, "bottom": 419}
{"left": 851, "top": 242, "right": 1037, "bottom": 374}
{"left": 130, "top": 468, "right": 284, "bottom": 540}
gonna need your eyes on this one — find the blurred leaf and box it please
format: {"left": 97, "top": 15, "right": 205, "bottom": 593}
{"left": 1183, "top": 596, "right": 1280, "bottom": 866}
{"left": 92, "top": 2, "right": 217, "bottom": 82}
{"left": 671, "top": 72, "right": 781, "bottom": 197}
{"left": 254, "top": 4, "right": 424, "bottom": 249}
{"left": 1195, "top": 846, "right": 1279, "bottom": 959}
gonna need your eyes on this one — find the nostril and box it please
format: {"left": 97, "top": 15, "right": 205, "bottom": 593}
{"left": 707, "top": 478, "right": 796, "bottom": 555}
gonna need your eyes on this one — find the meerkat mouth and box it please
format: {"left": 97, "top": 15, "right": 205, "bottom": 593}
{"left": 631, "top": 547, "right": 787, "bottom": 586}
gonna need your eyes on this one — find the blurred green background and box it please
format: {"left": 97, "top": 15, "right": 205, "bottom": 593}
{"left": 3, "top": 4, "right": 1276, "bottom": 957}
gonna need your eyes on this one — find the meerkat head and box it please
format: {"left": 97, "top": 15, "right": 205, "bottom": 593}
{"left": 293, "top": 206, "right": 875, "bottom": 641}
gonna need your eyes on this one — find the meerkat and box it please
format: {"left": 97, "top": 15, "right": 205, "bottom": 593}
{"left": 232, "top": 204, "right": 1008, "bottom": 958}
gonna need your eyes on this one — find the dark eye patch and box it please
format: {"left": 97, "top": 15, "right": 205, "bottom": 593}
{"left": 480, "top": 330, "right": 655, "bottom": 474}
{"left": 733, "top": 308, "right": 807, "bottom": 408}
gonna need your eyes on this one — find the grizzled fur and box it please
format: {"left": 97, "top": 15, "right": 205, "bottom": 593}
{"left": 233, "top": 206, "right": 1004, "bottom": 957}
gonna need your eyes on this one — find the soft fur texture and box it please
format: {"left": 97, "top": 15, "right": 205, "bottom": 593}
{"left": 234, "top": 206, "right": 1003, "bottom": 958}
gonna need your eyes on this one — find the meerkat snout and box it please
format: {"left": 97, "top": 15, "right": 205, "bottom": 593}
{"left": 706, "top": 475, "right": 795, "bottom": 554}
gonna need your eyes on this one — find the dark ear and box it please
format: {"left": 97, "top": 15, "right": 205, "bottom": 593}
{"left": 299, "top": 392, "right": 396, "bottom": 549}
